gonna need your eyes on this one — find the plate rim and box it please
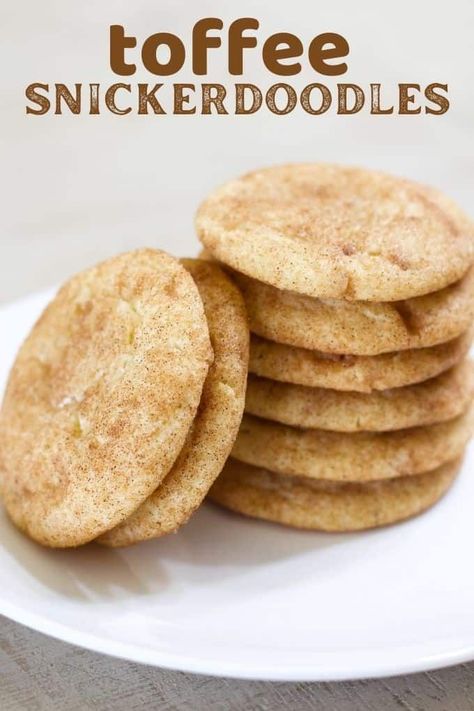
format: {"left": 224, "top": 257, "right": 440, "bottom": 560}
{"left": 1, "top": 598, "right": 474, "bottom": 681}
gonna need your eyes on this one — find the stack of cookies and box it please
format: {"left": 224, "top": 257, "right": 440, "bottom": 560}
{"left": 197, "top": 164, "right": 474, "bottom": 531}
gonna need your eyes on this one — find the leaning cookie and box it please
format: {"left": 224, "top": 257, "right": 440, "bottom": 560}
{"left": 196, "top": 164, "right": 474, "bottom": 301}
{"left": 0, "top": 250, "right": 213, "bottom": 547}
{"left": 209, "top": 457, "right": 462, "bottom": 532}
{"left": 231, "top": 267, "right": 474, "bottom": 355}
{"left": 232, "top": 408, "right": 474, "bottom": 482}
{"left": 98, "top": 259, "right": 249, "bottom": 547}
{"left": 249, "top": 331, "right": 472, "bottom": 392}
{"left": 245, "top": 360, "right": 474, "bottom": 432}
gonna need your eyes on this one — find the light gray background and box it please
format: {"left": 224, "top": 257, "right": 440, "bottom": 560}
{"left": 1, "top": 1, "right": 474, "bottom": 708}
{"left": 2, "top": 0, "right": 473, "bottom": 304}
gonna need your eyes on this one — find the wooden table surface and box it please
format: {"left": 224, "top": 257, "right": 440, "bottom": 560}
{"left": 1, "top": 615, "right": 473, "bottom": 711}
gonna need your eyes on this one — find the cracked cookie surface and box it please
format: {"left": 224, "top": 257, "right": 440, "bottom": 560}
{"left": 230, "top": 266, "right": 474, "bottom": 355}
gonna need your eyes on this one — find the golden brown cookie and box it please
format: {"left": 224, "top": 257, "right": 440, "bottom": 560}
{"left": 209, "top": 457, "right": 462, "bottom": 531}
{"left": 245, "top": 360, "right": 474, "bottom": 432}
{"left": 232, "top": 409, "right": 474, "bottom": 482}
{"left": 249, "top": 332, "right": 473, "bottom": 392}
{"left": 0, "top": 249, "right": 213, "bottom": 547}
{"left": 196, "top": 164, "right": 474, "bottom": 301}
{"left": 231, "top": 268, "right": 474, "bottom": 355}
{"left": 99, "top": 259, "right": 249, "bottom": 547}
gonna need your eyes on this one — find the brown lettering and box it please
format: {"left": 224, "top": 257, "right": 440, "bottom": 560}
{"left": 262, "top": 33, "right": 303, "bottom": 76}
{"left": 399, "top": 83, "right": 421, "bottom": 114}
{"left": 308, "top": 33, "right": 349, "bottom": 76}
{"left": 138, "top": 84, "right": 165, "bottom": 114}
{"left": 193, "top": 18, "right": 223, "bottom": 74}
{"left": 266, "top": 83, "right": 297, "bottom": 114}
{"left": 110, "top": 26, "right": 136, "bottom": 76}
{"left": 25, "top": 83, "right": 50, "bottom": 115}
{"left": 338, "top": 83, "right": 364, "bottom": 114}
{"left": 228, "top": 18, "right": 259, "bottom": 75}
{"left": 174, "top": 84, "right": 196, "bottom": 114}
{"left": 202, "top": 84, "right": 228, "bottom": 114}
{"left": 370, "top": 83, "right": 394, "bottom": 114}
{"left": 142, "top": 33, "right": 185, "bottom": 75}
{"left": 105, "top": 83, "right": 132, "bottom": 114}
{"left": 235, "top": 84, "right": 262, "bottom": 114}
{"left": 300, "top": 83, "right": 331, "bottom": 114}
{"left": 89, "top": 84, "right": 100, "bottom": 114}
{"left": 55, "top": 83, "right": 81, "bottom": 114}
{"left": 425, "top": 83, "right": 449, "bottom": 115}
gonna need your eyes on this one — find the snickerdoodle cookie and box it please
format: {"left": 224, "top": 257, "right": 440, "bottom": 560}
{"left": 232, "top": 267, "right": 474, "bottom": 355}
{"left": 99, "top": 259, "right": 249, "bottom": 547}
{"left": 249, "top": 332, "right": 472, "bottom": 392}
{"left": 209, "top": 457, "right": 461, "bottom": 531}
{"left": 245, "top": 360, "right": 474, "bottom": 432}
{"left": 196, "top": 164, "right": 474, "bottom": 301}
{"left": 232, "top": 408, "right": 474, "bottom": 482}
{"left": 0, "top": 250, "right": 213, "bottom": 547}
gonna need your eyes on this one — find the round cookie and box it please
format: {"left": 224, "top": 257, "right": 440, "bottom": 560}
{"left": 245, "top": 360, "right": 474, "bottom": 432}
{"left": 232, "top": 408, "right": 474, "bottom": 482}
{"left": 209, "top": 457, "right": 462, "bottom": 532}
{"left": 231, "top": 267, "right": 474, "bottom": 355}
{"left": 196, "top": 164, "right": 474, "bottom": 301}
{"left": 249, "top": 332, "right": 473, "bottom": 392}
{"left": 99, "top": 259, "right": 249, "bottom": 547}
{"left": 0, "top": 249, "right": 213, "bottom": 547}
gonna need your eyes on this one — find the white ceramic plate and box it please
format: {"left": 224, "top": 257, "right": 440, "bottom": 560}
{"left": 0, "top": 288, "right": 473, "bottom": 682}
